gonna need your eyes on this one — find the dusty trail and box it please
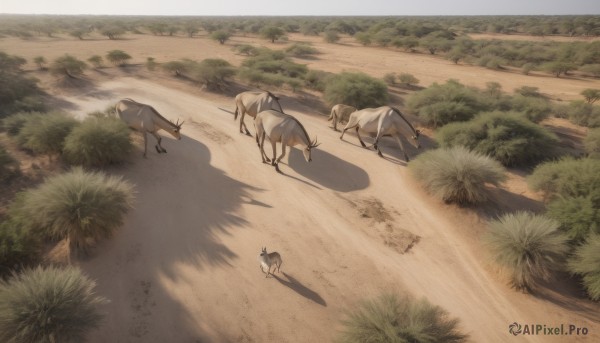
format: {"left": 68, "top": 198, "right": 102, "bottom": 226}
{"left": 57, "top": 77, "right": 599, "bottom": 342}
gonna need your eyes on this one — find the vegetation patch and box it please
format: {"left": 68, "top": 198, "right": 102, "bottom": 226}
{"left": 483, "top": 212, "right": 569, "bottom": 291}
{"left": 323, "top": 72, "right": 388, "bottom": 109}
{"left": 436, "top": 111, "right": 558, "bottom": 167}
{"left": 338, "top": 293, "right": 467, "bottom": 343}
{"left": 0, "top": 266, "right": 106, "bottom": 342}
{"left": 409, "top": 146, "right": 506, "bottom": 205}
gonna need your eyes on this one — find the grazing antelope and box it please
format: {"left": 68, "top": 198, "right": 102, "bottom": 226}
{"left": 258, "top": 247, "right": 282, "bottom": 278}
{"left": 234, "top": 91, "right": 283, "bottom": 136}
{"left": 115, "top": 98, "right": 183, "bottom": 158}
{"left": 340, "top": 106, "right": 420, "bottom": 161}
{"left": 328, "top": 104, "right": 357, "bottom": 131}
{"left": 254, "top": 110, "right": 320, "bottom": 173}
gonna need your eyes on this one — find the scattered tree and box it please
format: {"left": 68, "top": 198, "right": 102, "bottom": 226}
{"left": 50, "top": 54, "right": 87, "bottom": 78}
{"left": 260, "top": 26, "right": 285, "bottom": 43}
{"left": 87, "top": 55, "right": 103, "bottom": 68}
{"left": 33, "top": 56, "right": 46, "bottom": 70}
{"left": 568, "top": 234, "right": 600, "bottom": 301}
{"left": 324, "top": 72, "right": 389, "bottom": 109}
{"left": 210, "top": 30, "right": 231, "bottom": 44}
{"left": 581, "top": 89, "right": 600, "bottom": 104}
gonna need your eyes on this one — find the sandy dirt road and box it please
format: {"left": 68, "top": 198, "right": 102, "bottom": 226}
{"left": 56, "top": 77, "right": 600, "bottom": 343}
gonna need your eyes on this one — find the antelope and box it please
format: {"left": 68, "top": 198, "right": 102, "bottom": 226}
{"left": 258, "top": 247, "right": 282, "bottom": 278}
{"left": 115, "top": 98, "right": 183, "bottom": 158}
{"left": 234, "top": 91, "right": 283, "bottom": 136}
{"left": 340, "top": 106, "right": 420, "bottom": 161}
{"left": 328, "top": 104, "right": 357, "bottom": 131}
{"left": 254, "top": 109, "right": 320, "bottom": 173}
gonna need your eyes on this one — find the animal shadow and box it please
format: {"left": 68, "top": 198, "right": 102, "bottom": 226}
{"left": 273, "top": 272, "right": 327, "bottom": 307}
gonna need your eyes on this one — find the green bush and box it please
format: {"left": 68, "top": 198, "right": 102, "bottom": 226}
{"left": 1, "top": 112, "right": 43, "bottom": 136}
{"left": 190, "top": 58, "right": 236, "bottom": 90}
{"left": 285, "top": 43, "right": 318, "bottom": 57}
{"left": 50, "top": 54, "right": 87, "bottom": 78}
{"left": 63, "top": 116, "right": 132, "bottom": 167}
{"left": 584, "top": 128, "right": 600, "bottom": 158}
{"left": 323, "top": 72, "right": 388, "bottom": 109}
{"left": 87, "top": 55, "right": 103, "bottom": 68}
{"left": 568, "top": 234, "right": 600, "bottom": 301}
{"left": 16, "top": 112, "right": 79, "bottom": 156}
{"left": 210, "top": 30, "right": 231, "bottom": 44}
{"left": 527, "top": 158, "right": 600, "bottom": 199}
{"left": 407, "top": 79, "right": 491, "bottom": 127}
{"left": 398, "top": 72, "right": 419, "bottom": 87}
{"left": 547, "top": 195, "right": 600, "bottom": 242}
{"left": 509, "top": 95, "right": 552, "bottom": 122}
{"left": 382, "top": 72, "right": 396, "bottom": 85}
{"left": 0, "top": 52, "right": 43, "bottom": 117}
{"left": 483, "top": 212, "right": 569, "bottom": 291}
{"left": 338, "top": 293, "right": 467, "bottom": 343}
{"left": 437, "top": 111, "right": 558, "bottom": 167}
{"left": 106, "top": 49, "right": 131, "bottom": 66}
{"left": 303, "top": 69, "right": 332, "bottom": 91}
{"left": 0, "top": 145, "right": 19, "bottom": 182}
{"left": 409, "top": 146, "right": 506, "bottom": 204}
{"left": 323, "top": 30, "right": 340, "bottom": 43}
{"left": 562, "top": 101, "right": 600, "bottom": 127}
{"left": 0, "top": 219, "right": 40, "bottom": 275}
{"left": 0, "top": 266, "right": 106, "bottom": 342}
{"left": 12, "top": 168, "right": 134, "bottom": 254}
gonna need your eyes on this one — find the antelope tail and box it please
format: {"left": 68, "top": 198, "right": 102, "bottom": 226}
{"left": 328, "top": 109, "right": 334, "bottom": 121}
{"left": 234, "top": 105, "right": 239, "bottom": 120}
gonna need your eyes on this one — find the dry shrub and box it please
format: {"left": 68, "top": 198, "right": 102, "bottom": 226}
{"left": 484, "top": 212, "right": 569, "bottom": 291}
{"left": 409, "top": 146, "right": 506, "bottom": 204}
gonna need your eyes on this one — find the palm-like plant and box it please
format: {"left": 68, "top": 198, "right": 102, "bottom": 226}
{"left": 0, "top": 266, "right": 106, "bottom": 343}
{"left": 15, "top": 168, "right": 134, "bottom": 254}
{"left": 484, "top": 212, "right": 569, "bottom": 291}
{"left": 339, "top": 293, "right": 467, "bottom": 343}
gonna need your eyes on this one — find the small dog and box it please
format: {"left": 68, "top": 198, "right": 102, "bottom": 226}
{"left": 258, "top": 247, "right": 282, "bottom": 278}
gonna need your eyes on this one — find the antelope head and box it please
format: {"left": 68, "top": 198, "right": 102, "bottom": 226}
{"left": 303, "top": 137, "right": 321, "bottom": 162}
{"left": 171, "top": 118, "right": 184, "bottom": 140}
{"left": 260, "top": 247, "right": 267, "bottom": 256}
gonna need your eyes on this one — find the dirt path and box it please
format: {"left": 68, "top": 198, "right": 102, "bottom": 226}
{"left": 52, "top": 76, "right": 599, "bottom": 342}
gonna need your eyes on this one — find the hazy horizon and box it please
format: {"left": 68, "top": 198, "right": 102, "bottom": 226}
{"left": 2, "top": 0, "right": 600, "bottom": 16}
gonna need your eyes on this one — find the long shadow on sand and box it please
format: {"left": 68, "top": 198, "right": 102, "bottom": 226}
{"left": 287, "top": 147, "right": 370, "bottom": 192}
{"left": 82, "top": 134, "right": 269, "bottom": 342}
{"left": 273, "top": 272, "right": 327, "bottom": 307}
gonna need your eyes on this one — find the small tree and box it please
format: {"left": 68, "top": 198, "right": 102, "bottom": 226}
{"left": 69, "top": 28, "right": 86, "bottom": 40}
{"left": 339, "top": 293, "right": 467, "bottom": 343}
{"left": 87, "top": 55, "right": 103, "bottom": 68}
{"left": 484, "top": 212, "right": 569, "bottom": 291}
{"left": 0, "top": 266, "right": 106, "bottom": 342}
{"left": 260, "top": 26, "right": 285, "bottom": 43}
{"left": 568, "top": 234, "right": 600, "bottom": 301}
{"left": 210, "top": 30, "right": 231, "bottom": 44}
{"left": 161, "top": 60, "right": 188, "bottom": 76}
{"left": 542, "top": 61, "right": 577, "bottom": 77}
{"left": 146, "top": 57, "right": 157, "bottom": 71}
{"left": 33, "top": 56, "right": 46, "bottom": 70}
{"left": 581, "top": 89, "right": 600, "bottom": 104}
{"left": 191, "top": 58, "right": 236, "bottom": 90}
{"left": 183, "top": 22, "right": 199, "bottom": 37}
{"left": 324, "top": 72, "right": 388, "bottom": 109}
{"left": 106, "top": 50, "right": 131, "bottom": 67}
{"left": 101, "top": 26, "right": 125, "bottom": 40}
{"left": 50, "top": 54, "right": 87, "bottom": 78}
{"left": 486, "top": 81, "right": 502, "bottom": 98}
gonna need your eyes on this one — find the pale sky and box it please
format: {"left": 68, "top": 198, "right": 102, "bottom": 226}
{"left": 1, "top": 0, "right": 599, "bottom": 16}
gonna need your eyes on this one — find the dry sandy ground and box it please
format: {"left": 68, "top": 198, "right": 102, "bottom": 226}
{"left": 41, "top": 75, "right": 595, "bottom": 343}
{"left": 2, "top": 32, "right": 600, "bottom": 342}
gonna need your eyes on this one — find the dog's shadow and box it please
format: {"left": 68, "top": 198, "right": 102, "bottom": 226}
{"left": 272, "top": 272, "right": 327, "bottom": 307}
